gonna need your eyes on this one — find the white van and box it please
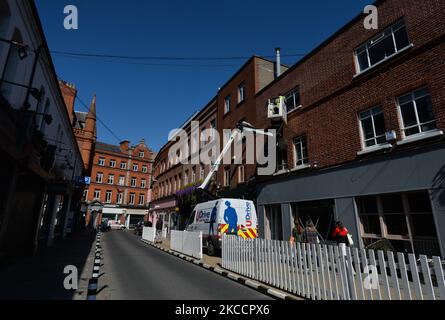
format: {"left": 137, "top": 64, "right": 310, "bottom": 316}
{"left": 185, "top": 198, "right": 258, "bottom": 256}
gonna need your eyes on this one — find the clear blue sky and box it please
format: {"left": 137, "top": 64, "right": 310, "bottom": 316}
{"left": 35, "top": 0, "right": 370, "bottom": 152}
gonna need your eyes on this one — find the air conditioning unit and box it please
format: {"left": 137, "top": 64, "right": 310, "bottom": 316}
{"left": 267, "top": 96, "right": 286, "bottom": 120}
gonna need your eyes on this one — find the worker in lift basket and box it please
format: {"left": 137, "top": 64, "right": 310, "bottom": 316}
{"left": 224, "top": 201, "right": 238, "bottom": 236}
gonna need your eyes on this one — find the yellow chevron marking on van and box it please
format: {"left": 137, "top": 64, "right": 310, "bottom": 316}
{"left": 245, "top": 228, "right": 255, "bottom": 239}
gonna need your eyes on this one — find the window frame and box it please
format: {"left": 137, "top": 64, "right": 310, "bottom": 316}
{"left": 238, "top": 82, "right": 246, "bottom": 103}
{"left": 354, "top": 18, "right": 412, "bottom": 75}
{"left": 105, "top": 190, "right": 113, "bottom": 204}
{"left": 293, "top": 135, "right": 309, "bottom": 168}
{"left": 284, "top": 86, "right": 301, "bottom": 114}
{"left": 98, "top": 158, "right": 105, "bottom": 166}
{"left": 396, "top": 87, "right": 437, "bottom": 139}
{"left": 358, "top": 105, "right": 387, "bottom": 149}
{"left": 224, "top": 95, "right": 231, "bottom": 114}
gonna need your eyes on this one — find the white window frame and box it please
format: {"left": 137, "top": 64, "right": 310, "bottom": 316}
{"left": 98, "top": 158, "right": 105, "bottom": 166}
{"left": 285, "top": 86, "right": 301, "bottom": 114}
{"left": 142, "top": 165, "right": 148, "bottom": 173}
{"left": 397, "top": 87, "right": 438, "bottom": 139}
{"left": 129, "top": 193, "right": 135, "bottom": 205}
{"left": 119, "top": 176, "right": 125, "bottom": 186}
{"left": 120, "top": 162, "right": 127, "bottom": 169}
{"left": 224, "top": 168, "right": 231, "bottom": 187}
{"left": 133, "top": 164, "right": 138, "bottom": 172}
{"left": 354, "top": 19, "right": 412, "bottom": 75}
{"left": 359, "top": 105, "right": 387, "bottom": 149}
{"left": 141, "top": 179, "right": 146, "bottom": 188}
{"left": 108, "top": 174, "right": 114, "bottom": 185}
{"left": 139, "top": 151, "right": 144, "bottom": 158}
{"left": 238, "top": 83, "right": 246, "bottom": 103}
{"left": 105, "top": 191, "right": 112, "bottom": 204}
{"left": 117, "top": 193, "right": 123, "bottom": 204}
{"left": 94, "top": 190, "right": 100, "bottom": 200}
{"left": 293, "top": 136, "right": 309, "bottom": 168}
{"left": 224, "top": 95, "right": 231, "bottom": 114}
{"left": 110, "top": 160, "right": 116, "bottom": 168}
{"left": 96, "top": 173, "right": 103, "bottom": 183}
{"left": 238, "top": 165, "right": 245, "bottom": 183}
{"left": 131, "top": 177, "right": 137, "bottom": 187}
{"left": 139, "top": 194, "right": 145, "bottom": 205}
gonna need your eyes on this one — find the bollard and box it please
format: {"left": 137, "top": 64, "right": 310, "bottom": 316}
{"left": 87, "top": 278, "right": 98, "bottom": 300}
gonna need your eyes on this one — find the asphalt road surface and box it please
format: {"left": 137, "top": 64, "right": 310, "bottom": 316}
{"left": 99, "top": 230, "right": 273, "bottom": 300}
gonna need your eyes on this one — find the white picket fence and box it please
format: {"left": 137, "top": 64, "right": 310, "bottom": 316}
{"left": 142, "top": 227, "right": 156, "bottom": 243}
{"left": 222, "top": 235, "right": 445, "bottom": 300}
{"left": 171, "top": 230, "right": 203, "bottom": 260}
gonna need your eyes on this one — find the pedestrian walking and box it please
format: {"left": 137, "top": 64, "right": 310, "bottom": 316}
{"left": 290, "top": 220, "right": 303, "bottom": 244}
{"left": 332, "top": 221, "right": 353, "bottom": 246}
{"left": 302, "top": 220, "right": 320, "bottom": 244}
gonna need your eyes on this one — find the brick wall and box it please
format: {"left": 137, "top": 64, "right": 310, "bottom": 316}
{"left": 255, "top": 0, "right": 445, "bottom": 171}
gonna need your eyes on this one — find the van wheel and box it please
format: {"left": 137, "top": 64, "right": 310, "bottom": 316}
{"left": 207, "top": 240, "right": 216, "bottom": 257}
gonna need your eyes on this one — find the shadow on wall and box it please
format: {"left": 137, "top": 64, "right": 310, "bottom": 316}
{"left": 432, "top": 164, "right": 445, "bottom": 207}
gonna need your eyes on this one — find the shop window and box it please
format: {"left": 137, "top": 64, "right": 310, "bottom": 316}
{"left": 356, "top": 192, "right": 440, "bottom": 257}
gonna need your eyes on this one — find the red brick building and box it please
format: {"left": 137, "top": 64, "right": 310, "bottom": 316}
{"left": 86, "top": 140, "right": 155, "bottom": 228}
{"left": 151, "top": 100, "right": 217, "bottom": 231}
{"left": 255, "top": 0, "right": 445, "bottom": 257}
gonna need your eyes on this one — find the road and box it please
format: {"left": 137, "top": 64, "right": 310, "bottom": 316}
{"left": 98, "top": 230, "right": 273, "bottom": 300}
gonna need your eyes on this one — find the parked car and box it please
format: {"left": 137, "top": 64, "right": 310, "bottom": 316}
{"left": 185, "top": 198, "right": 258, "bottom": 256}
{"left": 133, "top": 220, "right": 144, "bottom": 236}
{"left": 109, "top": 221, "right": 126, "bottom": 230}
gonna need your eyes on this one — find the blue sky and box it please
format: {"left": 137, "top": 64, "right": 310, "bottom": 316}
{"left": 35, "top": 0, "right": 370, "bottom": 151}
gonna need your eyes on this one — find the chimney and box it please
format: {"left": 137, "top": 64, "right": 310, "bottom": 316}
{"left": 120, "top": 140, "right": 130, "bottom": 152}
{"left": 275, "top": 48, "right": 281, "bottom": 78}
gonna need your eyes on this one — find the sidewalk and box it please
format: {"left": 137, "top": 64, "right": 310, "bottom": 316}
{"left": 0, "top": 230, "right": 96, "bottom": 300}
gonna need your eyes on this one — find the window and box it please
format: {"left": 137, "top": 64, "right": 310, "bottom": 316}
{"left": 142, "top": 165, "right": 148, "bottom": 173}
{"left": 119, "top": 176, "right": 125, "bottom": 186}
{"left": 110, "top": 160, "right": 116, "bottom": 168}
{"left": 139, "top": 151, "right": 144, "bottom": 158}
{"left": 98, "top": 158, "right": 105, "bottom": 166}
{"left": 93, "top": 190, "right": 101, "bottom": 200}
{"left": 129, "top": 193, "right": 135, "bottom": 205}
{"left": 131, "top": 177, "right": 137, "bottom": 187}
{"left": 238, "top": 165, "right": 245, "bottom": 183}
{"left": 285, "top": 87, "right": 301, "bottom": 113}
{"left": 293, "top": 136, "right": 308, "bottom": 167}
{"left": 139, "top": 194, "right": 145, "bottom": 205}
{"left": 184, "top": 170, "right": 189, "bottom": 186}
{"left": 238, "top": 83, "right": 246, "bottom": 103}
{"left": 397, "top": 87, "right": 437, "bottom": 137}
{"left": 356, "top": 192, "right": 440, "bottom": 256}
{"left": 117, "top": 193, "right": 123, "bottom": 204}
{"left": 96, "top": 173, "right": 103, "bottom": 183}
{"left": 210, "top": 119, "right": 217, "bottom": 139}
{"left": 120, "top": 162, "right": 127, "bottom": 169}
{"left": 359, "top": 106, "right": 386, "bottom": 148}
{"left": 108, "top": 174, "right": 114, "bottom": 185}
{"left": 355, "top": 19, "right": 410, "bottom": 73}
{"left": 105, "top": 191, "right": 112, "bottom": 204}
{"left": 191, "top": 167, "right": 196, "bottom": 183}
{"left": 224, "top": 168, "right": 231, "bottom": 187}
{"left": 224, "top": 95, "right": 231, "bottom": 114}
{"left": 83, "top": 189, "right": 88, "bottom": 200}
{"left": 200, "top": 165, "right": 205, "bottom": 180}
{"left": 141, "top": 179, "right": 146, "bottom": 188}
{"left": 133, "top": 164, "right": 139, "bottom": 172}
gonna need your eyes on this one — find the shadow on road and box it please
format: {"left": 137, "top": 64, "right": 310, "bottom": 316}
{"left": 0, "top": 230, "right": 95, "bottom": 300}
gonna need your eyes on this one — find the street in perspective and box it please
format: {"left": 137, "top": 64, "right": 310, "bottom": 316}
{"left": 0, "top": 0, "right": 445, "bottom": 309}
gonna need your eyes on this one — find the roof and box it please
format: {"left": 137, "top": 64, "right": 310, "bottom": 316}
{"left": 95, "top": 141, "right": 122, "bottom": 154}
